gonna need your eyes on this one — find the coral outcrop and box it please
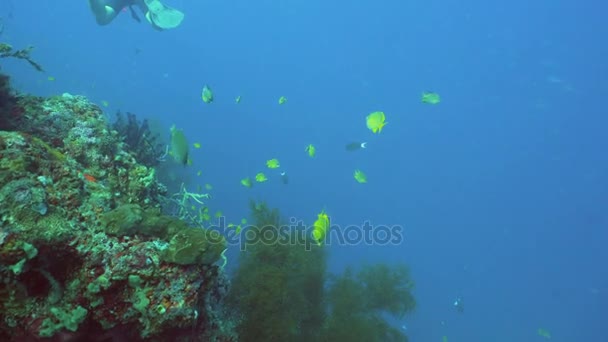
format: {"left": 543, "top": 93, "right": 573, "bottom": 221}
{"left": 0, "top": 77, "right": 233, "bottom": 341}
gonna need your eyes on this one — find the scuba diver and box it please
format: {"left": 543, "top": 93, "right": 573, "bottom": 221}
{"left": 88, "top": 0, "right": 184, "bottom": 30}
{"left": 345, "top": 141, "right": 367, "bottom": 152}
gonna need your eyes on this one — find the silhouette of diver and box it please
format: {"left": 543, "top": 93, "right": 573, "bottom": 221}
{"left": 88, "top": 0, "right": 184, "bottom": 30}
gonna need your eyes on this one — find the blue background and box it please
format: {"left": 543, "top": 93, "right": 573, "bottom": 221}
{"left": 1, "top": 0, "right": 607, "bottom": 340}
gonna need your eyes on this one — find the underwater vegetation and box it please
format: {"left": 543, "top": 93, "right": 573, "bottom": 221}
{"left": 227, "top": 201, "right": 416, "bottom": 342}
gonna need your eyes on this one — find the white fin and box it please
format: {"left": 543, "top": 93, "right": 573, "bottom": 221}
{"left": 361, "top": 142, "right": 367, "bottom": 149}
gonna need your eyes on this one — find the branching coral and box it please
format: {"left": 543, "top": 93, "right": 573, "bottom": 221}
{"left": 0, "top": 43, "right": 43, "bottom": 72}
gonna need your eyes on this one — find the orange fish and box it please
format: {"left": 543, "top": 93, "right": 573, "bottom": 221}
{"left": 83, "top": 174, "right": 97, "bottom": 182}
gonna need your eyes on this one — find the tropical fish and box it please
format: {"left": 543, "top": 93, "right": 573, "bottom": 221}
{"left": 278, "top": 96, "right": 287, "bottom": 105}
{"left": 266, "top": 158, "right": 280, "bottom": 169}
{"left": 240, "top": 218, "right": 248, "bottom": 225}
{"left": 215, "top": 211, "right": 223, "bottom": 218}
{"left": 197, "top": 170, "right": 202, "bottom": 176}
{"left": 47, "top": 76, "right": 55, "bottom": 81}
{"left": 421, "top": 92, "right": 440, "bottom": 104}
{"left": 305, "top": 144, "right": 316, "bottom": 157}
{"left": 193, "top": 142, "right": 201, "bottom": 149}
{"left": 83, "top": 173, "right": 97, "bottom": 182}
{"left": 366, "top": 111, "right": 387, "bottom": 133}
{"left": 312, "top": 209, "right": 330, "bottom": 245}
{"left": 235, "top": 95, "right": 241, "bottom": 103}
{"left": 205, "top": 183, "right": 213, "bottom": 190}
{"left": 170, "top": 125, "right": 189, "bottom": 165}
{"left": 354, "top": 169, "right": 367, "bottom": 183}
{"left": 255, "top": 173, "right": 268, "bottom": 182}
{"left": 101, "top": 100, "right": 109, "bottom": 107}
{"left": 345, "top": 142, "right": 367, "bottom": 151}
{"left": 202, "top": 85, "right": 214, "bottom": 103}
{"left": 241, "top": 177, "right": 253, "bottom": 188}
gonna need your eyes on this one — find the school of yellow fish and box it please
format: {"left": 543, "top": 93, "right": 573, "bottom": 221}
{"left": 165, "top": 85, "right": 441, "bottom": 245}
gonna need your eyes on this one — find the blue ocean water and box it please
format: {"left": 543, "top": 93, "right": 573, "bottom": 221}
{"left": 2, "top": 0, "right": 606, "bottom": 341}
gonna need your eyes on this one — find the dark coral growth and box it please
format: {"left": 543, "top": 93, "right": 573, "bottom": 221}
{"left": 0, "top": 74, "right": 234, "bottom": 341}
{"left": 227, "top": 202, "right": 416, "bottom": 342}
{"left": 112, "top": 111, "right": 166, "bottom": 167}
{"left": 227, "top": 201, "right": 327, "bottom": 342}
{"left": 324, "top": 264, "right": 416, "bottom": 342}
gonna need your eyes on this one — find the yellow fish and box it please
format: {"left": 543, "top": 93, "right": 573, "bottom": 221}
{"left": 47, "top": 76, "right": 55, "bottom": 81}
{"left": 215, "top": 211, "right": 223, "bottom": 218}
{"left": 101, "top": 100, "right": 109, "bottom": 107}
{"left": 278, "top": 96, "right": 287, "bottom": 105}
{"left": 197, "top": 170, "right": 202, "bottom": 176}
{"left": 305, "top": 144, "right": 316, "bottom": 158}
{"left": 205, "top": 183, "right": 213, "bottom": 190}
{"left": 255, "top": 173, "right": 268, "bottom": 182}
{"left": 266, "top": 158, "right": 280, "bottom": 169}
{"left": 366, "top": 111, "right": 387, "bottom": 133}
{"left": 241, "top": 177, "right": 253, "bottom": 188}
{"left": 193, "top": 142, "right": 201, "bottom": 149}
{"left": 354, "top": 169, "right": 367, "bottom": 183}
{"left": 312, "top": 210, "right": 330, "bottom": 245}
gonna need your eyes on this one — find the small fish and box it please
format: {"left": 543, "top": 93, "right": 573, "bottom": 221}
{"left": 345, "top": 142, "right": 367, "bottom": 151}
{"left": 421, "top": 91, "right": 440, "bottom": 104}
{"left": 305, "top": 144, "right": 316, "bottom": 157}
{"left": 240, "top": 218, "right": 247, "bottom": 225}
{"left": 278, "top": 96, "right": 287, "bottom": 105}
{"left": 202, "top": 85, "right": 214, "bottom": 103}
{"left": 197, "top": 170, "right": 202, "bottom": 176}
{"left": 193, "top": 142, "right": 201, "bottom": 149}
{"left": 312, "top": 210, "right": 330, "bottom": 245}
{"left": 537, "top": 328, "right": 551, "bottom": 339}
{"left": 354, "top": 169, "right": 367, "bottom": 183}
{"left": 241, "top": 177, "right": 253, "bottom": 188}
{"left": 101, "top": 100, "right": 109, "bottom": 107}
{"left": 266, "top": 158, "right": 280, "bottom": 169}
{"left": 215, "top": 211, "right": 223, "bottom": 218}
{"left": 255, "top": 173, "right": 267, "bottom": 182}
{"left": 366, "top": 111, "right": 387, "bottom": 133}
{"left": 170, "top": 125, "right": 189, "bottom": 165}
{"left": 235, "top": 95, "right": 241, "bottom": 103}
{"left": 205, "top": 183, "right": 213, "bottom": 190}
{"left": 83, "top": 173, "right": 97, "bottom": 182}
{"left": 47, "top": 76, "right": 55, "bottom": 81}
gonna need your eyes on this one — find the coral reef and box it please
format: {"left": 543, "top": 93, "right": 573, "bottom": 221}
{"left": 0, "top": 74, "right": 234, "bottom": 341}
